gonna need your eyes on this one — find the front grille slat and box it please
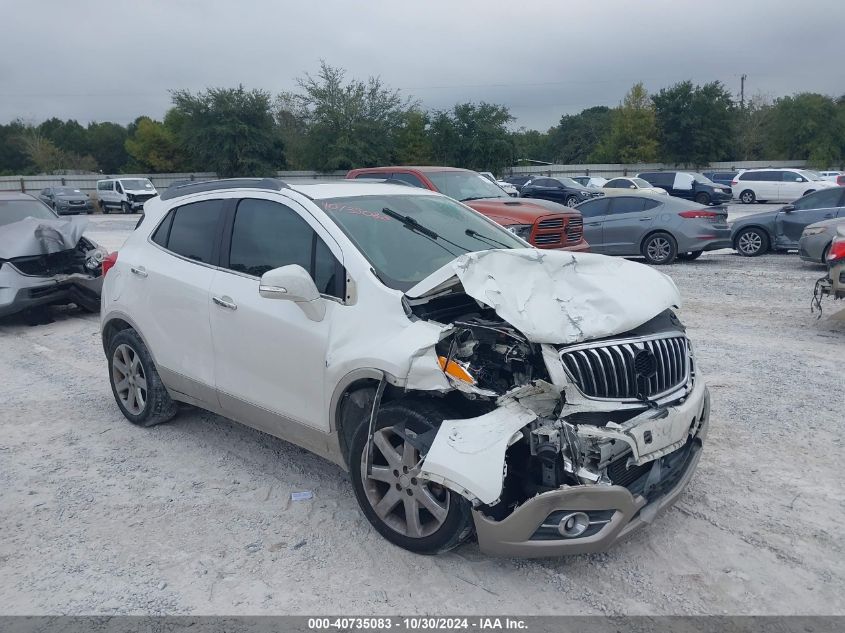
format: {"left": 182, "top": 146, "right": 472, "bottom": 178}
{"left": 560, "top": 335, "right": 691, "bottom": 400}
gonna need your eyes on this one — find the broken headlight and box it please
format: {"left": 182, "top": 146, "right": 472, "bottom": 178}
{"left": 85, "top": 247, "right": 108, "bottom": 271}
{"left": 506, "top": 224, "right": 532, "bottom": 240}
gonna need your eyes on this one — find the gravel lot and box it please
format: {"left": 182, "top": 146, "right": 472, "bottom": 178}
{"left": 1, "top": 209, "right": 843, "bottom": 616}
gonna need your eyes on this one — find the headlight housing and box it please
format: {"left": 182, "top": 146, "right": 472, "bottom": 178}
{"left": 712, "top": 188, "right": 724, "bottom": 193}
{"left": 506, "top": 224, "right": 533, "bottom": 240}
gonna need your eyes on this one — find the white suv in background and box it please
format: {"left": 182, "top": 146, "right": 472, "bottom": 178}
{"left": 96, "top": 177, "right": 158, "bottom": 214}
{"left": 732, "top": 168, "right": 838, "bottom": 204}
{"left": 99, "top": 178, "right": 709, "bottom": 557}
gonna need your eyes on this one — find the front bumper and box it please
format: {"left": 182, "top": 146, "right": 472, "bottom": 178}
{"left": 556, "top": 240, "right": 591, "bottom": 253}
{"left": 473, "top": 385, "right": 710, "bottom": 557}
{"left": 0, "top": 267, "right": 103, "bottom": 318}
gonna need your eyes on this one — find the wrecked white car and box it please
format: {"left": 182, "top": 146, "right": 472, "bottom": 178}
{"left": 100, "top": 179, "right": 709, "bottom": 557}
{"left": 0, "top": 193, "right": 106, "bottom": 319}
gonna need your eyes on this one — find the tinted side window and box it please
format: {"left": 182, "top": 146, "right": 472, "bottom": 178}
{"left": 227, "top": 199, "right": 342, "bottom": 297}
{"left": 354, "top": 172, "right": 387, "bottom": 180}
{"left": 390, "top": 173, "right": 426, "bottom": 188}
{"left": 605, "top": 179, "right": 627, "bottom": 188}
{"left": 163, "top": 199, "right": 224, "bottom": 263}
{"left": 640, "top": 173, "right": 672, "bottom": 187}
{"left": 610, "top": 197, "right": 648, "bottom": 213}
{"left": 151, "top": 210, "right": 174, "bottom": 247}
{"left": 781, "top": 171, "right": 802, "bottom": 182}
{"left": 578, "top": 197, "right": 612, "bottom": 217}
{"left": 792, "top": 187, "right": 843, "bottom": 210}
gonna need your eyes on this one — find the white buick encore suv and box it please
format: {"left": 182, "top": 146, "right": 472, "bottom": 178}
{"left": 101, "top": 178, "right": 709, "bottom": 557}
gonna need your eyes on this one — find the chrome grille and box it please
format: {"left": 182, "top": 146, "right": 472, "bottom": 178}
{"left": 534, "top": 233, "right": 562, "bottom": 245}
{"left": 566, "top": 217, "right": 583, "bottom": 243}
{"left": 538, "top": 217, "right": 564, "bottom": 229}
{"left": 560, "top": 335, "right": 690, "bottom": 400}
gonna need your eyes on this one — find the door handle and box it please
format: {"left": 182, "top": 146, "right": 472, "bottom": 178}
{"left": 639, "top": 217, "right": 653, "bottom": 221}
{"left": 212, "top": 296, "right": 237, "bottom": 311}
{"left": 129, "top": 266, "right": 148, "bottom": 278}
{"left": 585, "top": 222, "right": 600, "bottom": 227}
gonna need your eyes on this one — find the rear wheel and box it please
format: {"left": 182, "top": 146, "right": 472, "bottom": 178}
{"left": 349, "top": 399, "right": 473, "bottom": 554}
{"left": 735, "top": 227, "right": 769, "bottom": 256}
{"left": 108, "top": 329, "right": 177, "bottom": 427}
{"left": 642, "top": 232, "right": 678, "bottom": 265}
{"left": 565, "top": 195, "right": 578, "bottom": 207}
{"left": 677, "top": 250, "right": 703, "bottom": 261}
{"left": 739, "top": 190, "right": 756, "bottom": 204}
{"left": 695, "top": 192, "right": 710, "bottom": 205}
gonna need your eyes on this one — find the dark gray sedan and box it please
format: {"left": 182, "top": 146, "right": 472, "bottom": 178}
{"left": 575, "top": 191, "right": 731, "bottom": 264}
{"left": 798, "top": 217, "right": 845, "bottom": 263}
{"left": 730, "top": 186, "right": 845, "bottom": 256}
{"left": 38, "top": 187, "right": 94, "bottom": 215}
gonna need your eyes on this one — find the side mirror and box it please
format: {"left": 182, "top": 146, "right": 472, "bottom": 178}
{"left": 796, "top": 177, "right": 804, "bottom": 182}
{"left": 629, "top": 184, "right": 636, "bottom": 189}
{"left": 259, "top": 264, "right": 326, "bottom": 322}
{"left": 783, "top": 204, "right": 795, "bottom": 213}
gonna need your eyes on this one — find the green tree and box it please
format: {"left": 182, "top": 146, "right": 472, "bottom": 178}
{"left": 592, "top": 83, "right": 658, "bottom": 163}
{"left": 652, "top": 80, "right": 734, "bottom": 165}
{"left": 429, "top": 102, "right": 514, "bottom": 174}
{"left": 37, "top": 118, "right": 89, "bottom": 155}
{"left": 18, "top": 128, "right": 97, "bottom": 173}
{"left": 766, "top": 93, "right": 844, "bottom": 167}
{"left": 125, "top": 115, "right": 188, "bottom": 172}
{"left": 0, "top": 121, "right": 31, "bottom": 175}
{"left": 288, "top": 61, "right": 415, "bottom": 171}
{"left": 734, "top": 93, "right": 772, "bottom": 160}
{"left": 394, "top": 110, "right": 432, "bottom": 164}
{"left": 170, "top": 85, "right": 284, "bottom": 177}
{"left": 86, "top": 122, "right": 129, "bottom": 173}
{"left": 511, "top": 128, "right": 552, "bottom": 164}
{"left": 547, "top": 106, "right": 612, "bottom": 163}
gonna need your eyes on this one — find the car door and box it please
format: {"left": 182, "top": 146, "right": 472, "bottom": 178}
{"left": 525, "top": 178, "right": 566, "bottom": 203}
{"left": 132, "top": 198, "right": 227, "bottom": 402}
{"left": 209, "top": 196, "right": 345, "bottom": 433}
{"left": 778, "top": 171, "right": 805, "bottom": 202}
{"left": 576, "top": 197, "right": 612, "bottom": 253}
{"left": 602, "top": 196, "right": 657, "bottom": 255}
{"left": 776, "top": 188, "right": 845, "bottom": 246}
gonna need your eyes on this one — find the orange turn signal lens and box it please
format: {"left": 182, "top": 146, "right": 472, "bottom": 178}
{"left": 438, "top": 356, "right": 476, "bottom": 385}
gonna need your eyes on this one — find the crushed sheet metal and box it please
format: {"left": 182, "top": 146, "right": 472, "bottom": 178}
{"left": 0, "top": 216, "right": 88, "bottom": 260}
{"left": 407, "top": 249, "right": 682, "bottom": 345}
{"left": 420, "top": 398, "right": 538, "bottom": 505}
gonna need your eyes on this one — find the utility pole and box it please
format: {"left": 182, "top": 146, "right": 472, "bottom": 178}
{"left": 740, "top": 74, "right": 747, "bottom": 110}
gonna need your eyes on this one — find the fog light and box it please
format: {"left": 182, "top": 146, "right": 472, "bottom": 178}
{"left": 557, "top": 512, "right": 590, "bottom": 537}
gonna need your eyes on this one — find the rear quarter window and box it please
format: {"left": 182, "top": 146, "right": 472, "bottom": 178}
{"left": 152, "top": 199, "right": 225, "bottom": 263}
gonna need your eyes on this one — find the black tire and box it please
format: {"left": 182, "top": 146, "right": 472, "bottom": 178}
{"left": 121, "top": 201, "right": 131, "bottom": 214}
{"left": 821, "top": 243, "right": 831, "bottom": 263}
{"left": 739, "top": 189, "right": 756, "bottom": 204}
{"left": 107, "top": 329, "right": 177, "bottom": 427}
{"left": 677, "top": 250, "right": 703, "bottom": 261}
{"left": 349, "top": 398, "right": 474, "bottom": 555}
{"left": 101, "top": 202, "right": 109, "bottom": 214}
{"left": 734, "top": 227, "right": 770, "bottom": 257}
{"left": 641, "top": 231, "right": 678, "bottom": 265}
{"left": 565, "top": 195, "right": 578, "bottom": 207}
{"left": 694, "top": 192, "right": 710, "bottom": 205}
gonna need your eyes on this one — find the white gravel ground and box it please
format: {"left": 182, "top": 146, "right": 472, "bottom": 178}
{"left": 0, "top": 211, "right": 843, "bottom": 616}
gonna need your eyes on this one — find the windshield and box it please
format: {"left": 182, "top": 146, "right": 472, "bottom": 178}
{"left": 799, "top": 170, "right": 823, "bottom": 182}
{"left": 426, "top": 171, "right": 509, "bottom": 201}
{"left": 316, "top": 194, "right": 524, "bottom": 291}
{"left": 0, "top": 199, "right": 59, "bottom": 226}
{"left": 632, "top": 178, "right": 651, "bottom": 187}
{"left": 120, "top": 179, "right": 154, "bottom": 191}
{"left": 53, "top": 187, "right": 86, "bottom": 196}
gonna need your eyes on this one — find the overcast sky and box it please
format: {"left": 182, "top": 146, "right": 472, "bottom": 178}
{"left": 2, "top": 0, "right": 842, "bottom": 131}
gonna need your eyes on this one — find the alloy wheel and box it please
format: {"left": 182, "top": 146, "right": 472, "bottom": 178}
{"left": 738, "top": 231, "right": 762, "bottom": 255}
{"left": 360, "top": 427, "right": 450, "bottom": 538}
{"left": 647, "top": 237, "right": 672, "bottom": 262}
{"left": 112, "top": 343, "right": 147, "bottom": 415}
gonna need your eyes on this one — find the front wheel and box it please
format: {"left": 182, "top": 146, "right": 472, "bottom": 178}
{"left": 695, "top": 192, "right": 710, "bottom": 205}
{"left": 108, "top": 329, "right": 178, "bottom": 427}
{"left": 739, "top": 190, "right": 756, "bottom": 204}
{"left": 121, "top": 201, "right": 131, "bottom": 214}
{"left": 565, "top": 195, "right": 578, "bottom": 207}
{"left": 735, "top": 227, "right": 769, "bottom": 257}
{"left": 642, "top": 232, "right": 678, "bottom": 265}
{"left": 349, "top": 399, "right": 473, "bottom": 554}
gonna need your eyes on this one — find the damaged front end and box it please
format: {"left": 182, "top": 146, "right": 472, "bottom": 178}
{"left": 0, "top": 216, "right": 107, "bottom": 318}
{"left": 400, "top": 249, "right": 710, "bottom": 556}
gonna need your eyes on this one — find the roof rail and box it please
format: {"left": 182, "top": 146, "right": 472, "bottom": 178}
{"left": 159, "top": 177, "right": 290, "bottom": 201}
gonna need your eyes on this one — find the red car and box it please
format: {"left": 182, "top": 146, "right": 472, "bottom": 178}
{"left": 345, "top": 166, "right": 589, "bottom": 252}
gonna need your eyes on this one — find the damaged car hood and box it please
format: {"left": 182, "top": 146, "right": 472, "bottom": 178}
{"left": 0, "top": 216, "right": 88, "bottom": 259}
{"left": 406, "top": 249, "right": 681, "bottom": 345}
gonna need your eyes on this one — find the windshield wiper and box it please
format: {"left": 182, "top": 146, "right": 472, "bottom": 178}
{"left": 465, "top": 229, "right": 513, "bottom": 249}
{"left": 381, "top": 207, "right": 471, "bottom": 254}
{"left": 459, "top": 196, "right": 495, "bottom": 202}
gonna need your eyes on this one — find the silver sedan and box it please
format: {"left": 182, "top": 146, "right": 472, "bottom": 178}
{"left": 799, "top": 217, "right": 845, "bottom": 263}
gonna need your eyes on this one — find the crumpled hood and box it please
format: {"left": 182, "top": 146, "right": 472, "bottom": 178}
{"left": 406, "top": 249, "right": 682, "bottom": 345}
{"left": 0, "top": 216, "right": 88, "bottom": 259}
